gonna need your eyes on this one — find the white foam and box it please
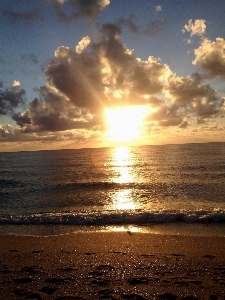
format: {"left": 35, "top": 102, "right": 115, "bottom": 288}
{"left": 1, "top": 209, "right": 225, "bottom": 225}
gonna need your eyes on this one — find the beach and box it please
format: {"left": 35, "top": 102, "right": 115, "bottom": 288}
{"left": 0, "top": 232, "right": 225, "bottom": 299}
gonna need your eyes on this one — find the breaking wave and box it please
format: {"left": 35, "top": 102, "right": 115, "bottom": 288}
{"left": 1, "top": 209, "right": 225, "bottom": 226}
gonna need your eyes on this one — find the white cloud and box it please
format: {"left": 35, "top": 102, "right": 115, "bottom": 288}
{"left": 12, "top": 80, "right": 20, "bottom": 88}
{"left": 155, "top": 5, "right": 162, "bottom": 12}
{"left": 193, "top": 37, "right": 225, "bottom": 78}
{"left": 76, "top": 36, "right": 91, "bottom": 54}
{"left": 182, "top": 19, "right": 206, "bottom": 37}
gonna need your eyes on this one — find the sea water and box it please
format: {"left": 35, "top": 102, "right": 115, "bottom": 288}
{"left": 0, "top": 143, "right": 225, "bottom": 236}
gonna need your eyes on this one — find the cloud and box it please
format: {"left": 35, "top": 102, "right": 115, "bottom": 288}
{"left": 9, "top": 23, "right": 171, "bottom": 135}
{"left": 193, "top": 37, "right": 225, "bottom": 79}
{"left": 21, "top": 54, "right": 39, "bottom": 65}
{"left": 44, "top": 24, "right": 171, "bottom": 111}
{"left": 115, "top": 15, "right": 139, "bottom": 34}
{"left": 54, "top": 0, "right": 65, "bottom": 3}
{"left": 182, "top": 19, "right": 206, "bottom": 37}
{"left": 148, "top": 96, "right": 163, "bottom": 107}
{"left": 11, "top": 86, "right": 98, "bottom": 133}
{"left": 45, "top": 44, "right": 105, "bottom": 111}
{"left": 130, "top": 56, "right": 171, "bottom": 96}
{"left": 0, "top": 7, "right": 44, "bottom": 25}
{"left": 207, "top": 123, "right": 224, "bottom": 131}
{"left": 0, "top": 82, "right": 26, "bottom": 115}
{"left": 116, "top": 15, "right": 166, "bottom": 36}
{"left": 150, "top": 104, "right": 184, "bottom": 127}
{"left": 155, "top": 5, "right": 162, "bottom": 12}
{"left": 143, "top": 19, "right": 166, "bottom": 36}
{"left": 0, "top": 124, "right": 102, "bottom": 149}
{"left": 165, "top": 72, "right": 224, "bottom": 120}
{"left": 197, "top": 122, "right": 224, "bottom": 132}
{"left": 2, "top": 22, "right": 224, "bottom": 144}
{"left": 53, "top": 0, "right": 110, "bottom": 22}
{"left": 178, "top": 120, "right": 189, "bottom": 128}
{"left": 12, "top": 80, "right": 20, "bottom": 88}
{"left": 0, "top": 124, "right": 13, "bottom": 140}
{"left": 0, "top": 0, "right": 110, "bottom": 26}
{"left": 76, "top": 36, "right": 91, "bottom": 54}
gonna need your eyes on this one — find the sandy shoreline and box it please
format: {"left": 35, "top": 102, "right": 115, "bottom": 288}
{"left": 0, "top": 232, "right": 225, "bottom": 299}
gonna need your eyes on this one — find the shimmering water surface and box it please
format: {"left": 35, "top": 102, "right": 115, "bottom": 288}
{"left": 1, "top": 143, "right": 225, "bottom": 236}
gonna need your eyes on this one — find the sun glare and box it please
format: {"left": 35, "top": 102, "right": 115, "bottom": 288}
{"left": 105, "top": 106, "right": 146, "bottom": 143}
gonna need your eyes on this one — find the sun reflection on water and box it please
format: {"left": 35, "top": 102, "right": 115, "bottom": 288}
{"left": 104, "top": 225, "right": 142, "bottom": 233}
{"left": 108, "top": 146, "right": 137, "bottom": 211}
{"left": 114, "top": 146, "right": 133, "bottom": 183}
{"left": 112, "top": 189, "right": 136, "bottom": 210}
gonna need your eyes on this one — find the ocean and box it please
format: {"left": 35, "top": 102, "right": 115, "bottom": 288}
{"left": 1, "top": 143, "right": 225, "bottom": 236}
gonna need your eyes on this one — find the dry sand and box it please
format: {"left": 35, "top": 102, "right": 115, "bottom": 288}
{"left": 0, "top": 232, "right": 225, "bottom": 299}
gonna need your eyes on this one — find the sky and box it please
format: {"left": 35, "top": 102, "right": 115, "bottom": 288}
{"left": 0, "top": 0, "right": 225, "bottom": 152}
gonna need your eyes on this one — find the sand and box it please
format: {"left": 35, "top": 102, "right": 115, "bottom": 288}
{"left": 0, "top": 232, "right": 225, "bottom": 300}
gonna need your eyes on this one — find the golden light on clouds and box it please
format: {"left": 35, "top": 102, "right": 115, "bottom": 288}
{"left": 105, "top": 106, "right": 147, "bottom": 143}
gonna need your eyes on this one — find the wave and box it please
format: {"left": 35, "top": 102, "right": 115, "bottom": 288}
{"left": 1, "top": 209, "right": 225, "bottom": 226}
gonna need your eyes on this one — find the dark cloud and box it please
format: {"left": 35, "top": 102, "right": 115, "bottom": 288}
{"left": 12, "top": 112, "right": 31, "bottom": 127}
{"left": 0, "top": 7, "right": 44, "bottom": 25}
{"left": 178, "top": 120, "right": 189, "bottom": 128}
{"left": 116, "top": 15, "right": 139, "bottom": 34}
{"left": 146, "top": 83, "right": 223, "bottom": 128}
{"left": 53, "top": 0, "right": 110, "bottom": 23}
{"left": 101, "top": 23, "right": 122, "bottom": 39}
{"left": 12, "top": 86, "right": 100, "bottom": 133}
{"left": 192, "top": 97, "right": 224, "bottom": 119}
{"left": 0, "top": 83, "right": 26, "bottom": 115}
{"left": 45, "top": 46, "right": 105, "bottom": 110}
{"left": 166, "top": 73, "right": 224, "bottom": 119}
{"left": 150, "top": 104, "right": 184, "bottom": 127}
{"left": 130, "top": 56, "right": 168, "bottom": 95}
{"left": 21, "top": 54, "right": 39, "bottom": 65}
{"left": 148, "top": 96, "right": 163, "bottom": 107}
{"left": 143, "top": 19, "right": 166, "bottom": 36}
{"left": 0, "top": 0, "right": 110, "bottom": 26}
{"left": 116, "top": 15, "right": 166, "bottom": 36}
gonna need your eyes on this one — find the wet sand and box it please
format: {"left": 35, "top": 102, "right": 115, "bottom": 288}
{"left": 0, "top": 232, "right": 225, "bottom": 299}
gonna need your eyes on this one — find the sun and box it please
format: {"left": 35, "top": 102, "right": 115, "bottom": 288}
{"left": 105, "top": 106, "right": 146, "bottom": 143}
